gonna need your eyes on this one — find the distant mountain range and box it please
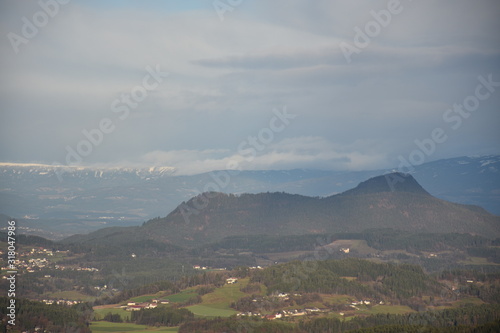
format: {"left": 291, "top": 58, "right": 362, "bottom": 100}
{"left": 1, "top": 155, "right": 499, "bottom": 239}
{"left": 63, "top": 172, "right": 500, "bottom": 247}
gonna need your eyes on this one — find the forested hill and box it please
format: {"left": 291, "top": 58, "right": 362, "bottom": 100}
{"left": 41, "top": 173, "right": 489, "bottom": 250}
{"left": 130, "top": 173, "right": 497, "bottom": 246}
{"left": 250, "top": 258, "right": 444, "bottom": 299}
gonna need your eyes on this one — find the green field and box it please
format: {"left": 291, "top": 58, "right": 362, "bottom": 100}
{"left": 357, "top": 304, "right": 414, "bottom": 315}
{"left": 90, "top": 321, "right": 178, "bottom": 332}
{"left": 49, "top": 251, "right": 82, "bottom": 263}
{"left": 330, "top": 239, "right": 376, "bottom": 256}
{"left": 94, "top": 307, "right": 131, "bottom": 321}
{"left": 201, "top": 278, "right": 248, "bottom": 307}
{"left": 459, "top": 256, "right": 499, "bottom": 265}
{"left": 130, "top": 292, "right": 166, "bottom": 303}
{"left": 185, "top": 278, "right": 249, "bottom": 317}
{"left": 454, "top": 296, "right": 485, "bottom": 306}
{"left": 186, "top": 304, "right": 238, "bottom": 317}
{"left": 46, "top": 290, "right": 95, "bottom": 301}
{"left": 164, "top": 289, "right": 197, "bottom": 303}
{"left": 320, "top": 294, "right": 353, "bottom": 305}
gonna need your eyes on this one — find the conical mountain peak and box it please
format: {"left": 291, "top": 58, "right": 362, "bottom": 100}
{"left": 341, "top": 172, "right": 430, "bottom": 196}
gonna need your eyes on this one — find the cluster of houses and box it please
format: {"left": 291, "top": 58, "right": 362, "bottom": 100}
{"left": 1, "top": 257, "right": 49, "bottom": 273}
{"left": 193, "top": 264, "right": 266, "bottom": 271}
{"left": 193, "top": 265, "right": 208, "bottom": 270}
{"left": 93, "top": 284, "right": 119, "bottom": 292}
{"left": 249, "top": 266, "right": 263, "bottom": 270}
{"left": 193, "top": 264, "right": 263, "bottom": 271}
{"left": 348, "top": 299, "right": 382, "bottom": 310}
{"left": 276, "top": 292, "right": 292, "bottom": 299}
{"left": 246, "top": 292, "right": 299, "bottom": 305}
{"left": 124, "top": 299, "right": 170, "bottom": 311}
{"left": 0, "top": 246, "right": 99, "bottom": 274}
{"left": 53, "top": 264, "right": 99, "bottom": 272}
{"left": 26, "top": 258, "right": 49, "bottom": 272}
{"left": 33, "top": 248, "right": 52, "bottom": 256}
{"left": 21, "top": 247, "right": 55, "bottom": 257}
{"left": 193, "top": 265, "right": 226, "bottom": 271}
{"left": 42, "top": 299, "right": 82, "bottom": 306}
{"left": 237, "top": 294, "right": 381, "bottom": 320}
{"left": 238, "top": 307, "right": 326, "bottom": 320}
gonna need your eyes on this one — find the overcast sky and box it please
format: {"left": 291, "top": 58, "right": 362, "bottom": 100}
{"left": 1, "top": 0, "right": 499, "bottom": 175}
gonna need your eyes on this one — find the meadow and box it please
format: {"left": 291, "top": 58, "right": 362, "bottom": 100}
{"left": 90, "top": 321, "right": 178, "bottom": 333}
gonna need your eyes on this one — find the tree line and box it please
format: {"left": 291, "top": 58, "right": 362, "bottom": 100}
{"left": 0, "top": 297, "right": 92, "bottom": 332}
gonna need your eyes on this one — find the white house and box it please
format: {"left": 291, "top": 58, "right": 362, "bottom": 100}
{"left": 226, "top": 277, "right": 238, "bottom": 284}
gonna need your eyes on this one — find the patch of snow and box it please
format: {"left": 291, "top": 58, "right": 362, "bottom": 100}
{"left": 481, "top": 160, "right": 496, "bottom": 167}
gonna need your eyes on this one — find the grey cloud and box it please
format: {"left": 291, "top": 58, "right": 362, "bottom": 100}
{"left": 194, "top": 49, "right": 338, "bottom": 70}
{"left": 0, "top": 0, "right": 499, "bottom": 173}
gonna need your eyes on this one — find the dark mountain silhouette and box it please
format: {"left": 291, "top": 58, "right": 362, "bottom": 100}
{"left": 63, "top": 173, "right": 500, "bottom": 247}
{"left": 341, "top": 172, "right": 430, "bottom": 196}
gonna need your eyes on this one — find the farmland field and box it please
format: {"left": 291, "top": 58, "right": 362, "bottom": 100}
{"left": 90, "top": 321, "right": 178, "bottom": 332}
{"left": 202, "top": 278, "right": 249, "bottom": 307}
{"left": 46, "top": 290, "right": 95, "bottom": 301}
{"left": 186, "top": 304, "right": 238, "bottom": 317}
{"left": 164, "top": 289, "right": 197, "bottom": 303}
{"left": 94, "top": 307, "right": 131, "bottom": 321}
{"left": 130, "top": 292, "right": 165, "bottom": 303}
{"left": 185, "top": 278, "right": 250, "bottom": 317}
{"left": 357, "top": 304, "right": 414, "bottom": 315}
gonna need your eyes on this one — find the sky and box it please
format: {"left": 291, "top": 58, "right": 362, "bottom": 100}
{"left": 0, "top": 0, "right": 499, "bottom": 175}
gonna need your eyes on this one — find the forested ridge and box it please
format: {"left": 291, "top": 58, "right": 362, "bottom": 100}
{"left": 64, "top": 173, "right": 500, "bottom": 248}
{"left": 250, "top": 258, "right": 444, "bottom": 300}
{"left": 200, "top": 229, "right": 498, "bottom": 254}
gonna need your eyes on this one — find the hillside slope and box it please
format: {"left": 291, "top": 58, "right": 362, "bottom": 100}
{"left": 140, "top": 174, "right": 495, "bottom": 246}
{"left": 66, "top": 172, "right": 497, "bottom": 247}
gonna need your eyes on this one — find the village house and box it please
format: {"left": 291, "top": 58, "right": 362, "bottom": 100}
{"left": 277, "top": 292, "right": 289, "bottom": 299}
{"left": 125, "top": 302, "right": 158, "bottom": 311}
{"left": 126, "top": 305, "right": 143, "bottom": 311}
{"left": 226, "top": 277, "right": 238, "bottom": 284}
